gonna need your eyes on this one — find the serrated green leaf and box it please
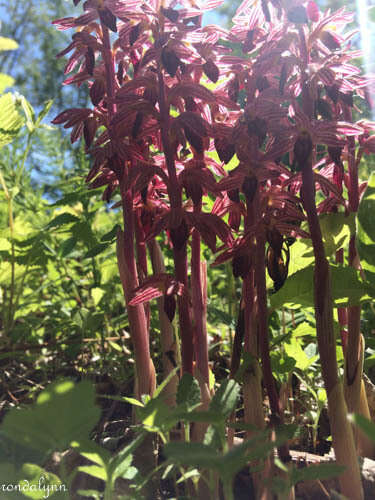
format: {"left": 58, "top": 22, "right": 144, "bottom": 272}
{"left": 46, "top": 213, "right": 80, "bottom": 230}
{"left": 270, "top": 265, "right": 370, "bottom": 310}
{"left": 18, "top": 464, "right": 65, "bottom": 499}
{"left": 101, "top": 224, "right": 121, "bottom": 242}
{"left": 59, "top": 237, "right": 77, "bottom": 257}
{"left": 108, "top": 432, "right": 145, "bottom": 482}
{"left": 84, "top": 243, "right": 109, "bottom": 259}
{"left": 287, "top": 238, "right": 314, "bottom": 275}
{"left": 176, "top": 374, "right": 201, "bottom": 410}
{"left": 209, "top": 379, "right": 240, "bottom": 418}
{"left": 1, "top": 380, "right": 101, "bottom": 454}
{"left": 0, "top": 92, "right": 24, "bottom": 148}
{"left": 110, "top": 454, "right": 133, "bottom": 482}
{"left": 136, "top": 398, "right": 177, "bottom": 433}
{"left": 319, "top": 212, "right": 355, "bottom": 256}
{"left": 284, "top": 338, "right": 317, "bottom": 371}
{"left": 72, "top": 221, "right": 96, "bottom": 247}
{"left": 20, "top": 96, "right": 35, "bottom": 131}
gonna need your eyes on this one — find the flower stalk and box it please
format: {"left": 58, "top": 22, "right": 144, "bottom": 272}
{"left": 157, "top": 66, "right": 194, "bottom": 376}
{"left": 300, "top": 148, "right": 363, "bottom": 499}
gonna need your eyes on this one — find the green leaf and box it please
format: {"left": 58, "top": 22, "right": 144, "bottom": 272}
{"left": 350, "top": 413, "right": 375, "bottom": 443}
{"left": 91, "top": 287, "right": 105, "bottom": 306}
{"left": 18, "top": 464, "right": 66, "bottom": 499}
{"left": 0, "top": 92, "right": 25, "bottom": 149}
{"left": 0, "top": 462, "right": 25, "bottom": 499}
{"left": 290, "top": 321, "right": 316, "bottom": 338}
{"left": 50, "top": 188, "right": 103, "bottom": 207}
{"left": 357, "top": 172, "right": 375, "bottom": 273}
{"left": 0, "top": 73, "right": 15, "bottom": 93}
{"left": 0, "top": 36, "right": 19, "bottom": 51}
{"left": 180, "top": 410, "right": 224, "bottom": 424}
{"left": 369, "top": 6, "right": 375, "bottom": 22}
{"left": 136, "top": 398, "right": 177, "bottom": 433}
{"left": 284, "top": 337, "right": 318, "bottom": 371}
{"left": 176, "top": 374, "right": 201, "bottom": 411}
{"left": 152, "top": 366, "right": 180, "bottom": 400}
{"left": 71, "top": 221, "right": 96, "bottom": 247}
{"left": 1, "top": 380, "right": 101, "bottom": 454}
{"left": 19, "top": 96, "right": 35, "bottom": 131}
{"left": 109, "top": 454, "right": 133, "bottom": 482}
{"left": 78, "top": 465, "right": 107, "bottom": 481}
{"left": 72, "top": 438, "right": 111, "bottom": 465}
{"left": 108, "top": 432, "right": 145, "bottom": 482}
{"left": 77, "top": 490, "right": 101, "bottom": 500}
{"left": 0, "top": 237, "right": 11, "bottom": 251}
{"left": 163, "top": 442, "right": 221, "bottom": 470}
{"left": 270, "top": 265, "right": 370, "bottom": 310}
{"left": 83, "top": 243, "right": 109, "bottom": 259}
{"left": 101, "top": 224, "right": 121, "bottom": 242}
{"left": 287, "top": 238, "right": 314, "bottom": 275}
{"left": 209, "top": 379, "right": 240, "bottom": 419}
{"left": 35, "top": 100, "right": 53, "bottom": 126}
{"left": 120, "top": 396, "right": 144, "bottom": 408}
{"left": 290, "top": 463, "right": 346, "bottom": 485}
{"left": 319, "top": 213, "right": 355, "bottom": 257}
{"left": 59, "top": 237, "right": 77, "bottom": 257}
{"left": 46, "top": 213, "right": 80, "bottom": 230}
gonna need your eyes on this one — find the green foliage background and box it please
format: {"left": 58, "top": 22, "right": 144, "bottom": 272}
{"left": 0, "top": 1, "right": 375, "bottom": 498}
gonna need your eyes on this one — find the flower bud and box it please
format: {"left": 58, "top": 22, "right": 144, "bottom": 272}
{"left": 129, "top": 23, "right": 141, "bottom": 45}
{"left": 85, "top": 47, "right": 95, "bottom": 75}
{"left": 90, "top": 79, "right": 105, "bottom": 106}
{"left": 266, "top": 227, "right": 283, "bottom": 255}
{"left": 98, "top": 7, "right": 117, "bottom": 32}
{"left": 184, "top": 127, "right": 204, "bottom": 154}
{"left": 266, "top": 246, "right": 289, "bottom": 291}
{"left": 320, "top": 31, "right": 340, "bottom": 50}
{"left": 160, "top": 6, "right": 179, "bottom": 23}
{"left": 164, "top": 294, "right": 176, "bottom": 322}
{"left": 170, "top": 219, "right": 189, "bottom": 251}
{"left": 203, "top": 59, "right": 219, "bottom": 83}
{"left": 293, "top": 131, "right": 313, "bottom": 169}
{"left": 161, "top": 47, "right": 181, "bottom": 77}
{"left": 215, "top": 137, "right": 236, "bottom": 164}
